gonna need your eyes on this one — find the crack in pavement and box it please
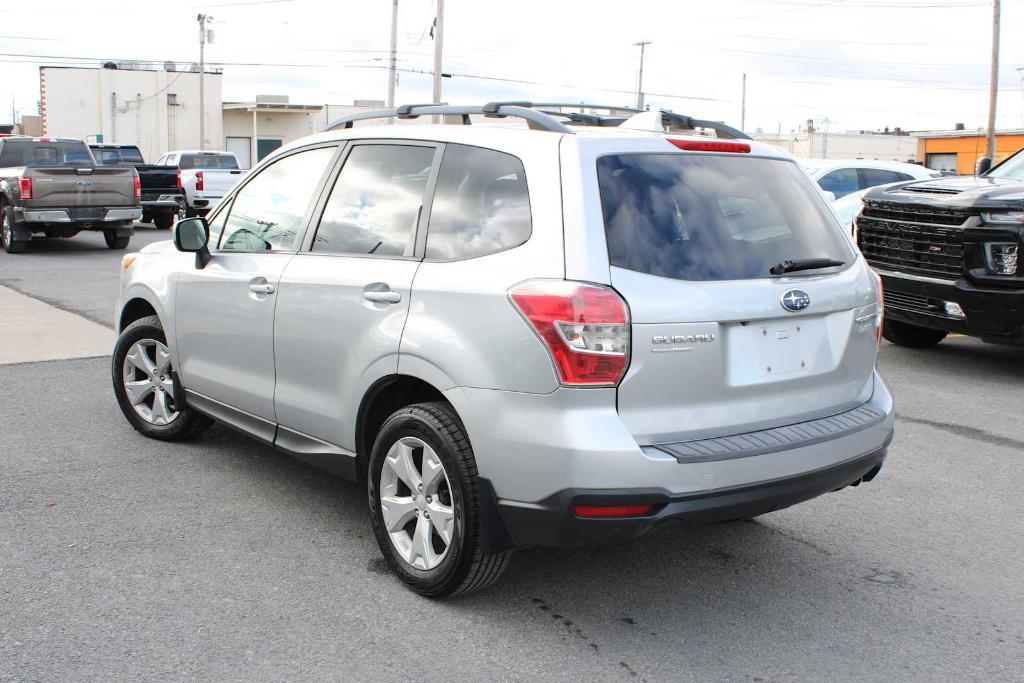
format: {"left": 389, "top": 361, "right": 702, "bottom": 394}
{"left": 896, "top": 413, "right": 1024, "bottom": 451}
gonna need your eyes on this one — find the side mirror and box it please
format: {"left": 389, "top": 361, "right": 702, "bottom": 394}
{"left": 976, "top": 156, "right": 993, "bottom": 176}
{"left": 172, "top": 216, "right": 211, "bottom": 269}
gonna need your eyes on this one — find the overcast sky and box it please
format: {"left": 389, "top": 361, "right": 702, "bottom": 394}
{"left": 2, "top": 0, "right": 1022, "bottom": 134}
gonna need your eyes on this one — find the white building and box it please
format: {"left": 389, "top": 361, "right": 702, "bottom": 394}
{"left": 41, "top": 64, "right": 224, "bottom": 162}
{"left": 754, "top": 130, "right": 919, "bottom": 163}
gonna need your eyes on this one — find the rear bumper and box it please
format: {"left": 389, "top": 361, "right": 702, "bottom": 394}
{"left": 878, "top": 267, "right": 1024, "bottom": 343}
{"left": 491, "top": 442, "right": 887, "bottom": 548}
{"left": 141, "top": 195, "right": 184, "bottom": 212}
{"left": 19, "top": 207, "right": 143, "bottom": 223}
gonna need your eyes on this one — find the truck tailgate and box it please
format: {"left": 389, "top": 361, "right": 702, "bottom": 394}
{"left": 27, "top": 167, "right": 136, "bottom": 207}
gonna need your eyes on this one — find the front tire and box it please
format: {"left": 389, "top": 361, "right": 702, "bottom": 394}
{"left": 1, "top": 205, "right": 27, "bottom": 253}
{"left": 368, "top": 402, "right": 510, "bottom": 597}
{"left": 104, "top": 229, "right": 131, "bottom": 250}
{"left": 882, "top": 320, "right": 948, "bottom": 348}
{"left": 112, "top": 315, "right": 212, "bottom": 440}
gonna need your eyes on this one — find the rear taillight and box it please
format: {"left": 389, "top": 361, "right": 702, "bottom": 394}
{"left": 18, "top": 177, "right": 31, "bottom": 200}
{"left": 667, "top": 138, "right": 751, "bottom": 153}
{"left": 574, "top": 504, "right": 655, "bottom": 518}
{"left": 195, "top": 171, "right": 204, "bottom": 191}
{"left": 133, "top": 174, "right": 141, "bottom": 200}
{"left": 509, "top": 279, "right": 630, "bottom": 386}
{"left": 872, "top": 270, "right": 884, "bottom": 345}
{"left": 176, "top": 167, "right": 182, "bottom": 189}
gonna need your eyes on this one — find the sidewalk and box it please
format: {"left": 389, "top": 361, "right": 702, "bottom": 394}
{"left": 0, "top": 285, "right": 114, "bottom": 365}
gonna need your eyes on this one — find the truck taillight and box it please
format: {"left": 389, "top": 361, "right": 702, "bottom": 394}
{"left": 509, "top": 280, "right": 630, "bottom": 386}
{"left": 195, "top": 171, "right": 204, "bottom": 191}
{"left": 176, "top": 167, "right": 182, "bottom": 189}
{"left": 872, "top": 270, "right": 884, "bottom": 345}
{"left": 18, "top": 177, "right": 31, "bottom": 200}
{"left": 133, "top": 174, "right": 141, "bottom": 200}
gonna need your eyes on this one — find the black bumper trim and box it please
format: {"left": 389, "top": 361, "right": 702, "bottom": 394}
{"left": 487, "top": 440, "right": 890, "bottom": 549}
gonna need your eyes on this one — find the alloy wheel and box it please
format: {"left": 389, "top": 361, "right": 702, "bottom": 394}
{"left": 1, "top": 212, "right": 10, "bottom": 247}
{"left": 122, "top": 339, "right": 179, "bottom": 425}
{"left": 379, "top": 436, "right": 456, "bottom": 571}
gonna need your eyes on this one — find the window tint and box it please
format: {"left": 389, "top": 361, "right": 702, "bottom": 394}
{"left": 91, "top": 147, "right": 144, "bottom": 165}
{"left": 817, "top": 168, "right": 859, "bottom": 198}
{"left": 597, "top": 154, "right": 851, "bottom": 282}
{"left": 218, "top": 146, "right": 335, "bottom": 252}
{"left": 181, "top": 154, "right": 239, "bottom": 170}
{"left": 312, "top": 144, "right": 434, "bottom": 256}
{"left": 425, "top": 144, "right": 531, "bottom": 260}
{"left": 859, "top": 168, "right": 903, "bottom": 188}
{"left": 0, "top": 141, "right": 94, "bottom": 167}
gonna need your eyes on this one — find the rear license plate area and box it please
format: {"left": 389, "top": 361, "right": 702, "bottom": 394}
{"left": 726, "top": 317, "right": 830, "bottom": 385}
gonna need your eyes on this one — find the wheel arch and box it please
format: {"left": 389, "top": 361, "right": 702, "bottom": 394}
{"left": 117, "top": 287, "right": 167, "bottom": 334}
{"left": 355, "top": 374, "right": 453, "bottom": 480}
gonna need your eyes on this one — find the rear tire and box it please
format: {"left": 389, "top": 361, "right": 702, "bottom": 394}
{"left": 1, "top": 205, "right": 27, "bottom": 253}
{"left": 153, "top": 213, "right": 174, "bottom": 230}
{"left": 882, "top": 320, "right": 947, "bottom": 348}
{"left": 368, "top": 402, "right": 511, "bottom": 597}
{"left": 104, "top": 229, "right": 131, "bottom": 250}
{"left": 112, "top": 315, "right": 212, "bottom": 441}
{"left": 140, "top": 211, "right": 153, "bottom": 224}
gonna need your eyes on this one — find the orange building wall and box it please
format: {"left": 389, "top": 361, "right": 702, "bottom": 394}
{"left": 918, "top": 133, "right": 1024, "bottom": 175}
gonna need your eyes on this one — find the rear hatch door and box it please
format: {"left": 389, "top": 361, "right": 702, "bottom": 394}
{"left": 595, "top": 149, "right": 879, "bottom": 445}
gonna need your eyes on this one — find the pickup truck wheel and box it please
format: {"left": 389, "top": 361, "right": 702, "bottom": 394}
{"left": 153, "top": 213, "right": 174, "bottom": 230}
{"left": 103, "top": 229, "right": 131, "bottom": 250}
{"left": 368, "top": 402, "right": 510, "bottom": 598}
{"left": 1, "top": 206, "right": 27, "bottom": 253}
{"left": 112, "top": 315, "right": 212, "bottom": 441}
{"left": 882, "top": 320, "right": 947, "bottom": 348}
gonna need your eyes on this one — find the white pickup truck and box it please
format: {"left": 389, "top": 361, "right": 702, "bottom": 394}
{"left": 155, "top": 150, "right": 247, "bottom": 217}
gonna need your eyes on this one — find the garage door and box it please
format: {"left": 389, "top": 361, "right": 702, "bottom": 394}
{"left": 926, "top": 153, "right": 957, "bottom": 174}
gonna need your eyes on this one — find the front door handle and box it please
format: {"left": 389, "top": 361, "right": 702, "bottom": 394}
{"left": 363, "top": 290, "right": 401, "bottom": 304}
{"left": 249, "top": 283, "right": 275, "bottom": 295}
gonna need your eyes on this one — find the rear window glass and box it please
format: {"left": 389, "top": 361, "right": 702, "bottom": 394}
{"left": 597, "top": 154, "right": 851, "bottom": 281}
{"left": 91, "top": 147, "right": 145, "bottom": 165}
{"left": 0, "top": 141, "right": 94, "bottom": 167}
{"left": 180, "top": 154, "right": 239, "bottom": 170}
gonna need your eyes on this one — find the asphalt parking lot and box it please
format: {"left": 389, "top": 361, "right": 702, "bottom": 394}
{"left": 1, "top": 226, "right": 1022, "bottom": 681}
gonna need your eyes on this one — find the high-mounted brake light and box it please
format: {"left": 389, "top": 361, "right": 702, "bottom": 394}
{"left": 667, "top": 139, "right": 751, "bottom": 153}
{"left": 871, "top": 270, "right": 884, "bottom": 346}
{"left": 195, "top": 171, "right": 204, "bottom": 191}
{"left": 574, "top": 504, "right": 655, "bottom": 518}
{"left": 133, "top": 174, "right": 141, "bottom": 200}
{"left": 509, "top": 279, "right": 630, "bottom": 386}
{"left": 18, "top": 177, "right": 32, "bottom": 200}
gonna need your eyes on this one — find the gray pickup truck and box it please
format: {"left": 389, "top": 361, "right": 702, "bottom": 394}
{"left": 0, "top": 137, "right": 142, "bottom": 253}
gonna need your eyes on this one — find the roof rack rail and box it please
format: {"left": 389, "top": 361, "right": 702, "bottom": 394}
{"left": 324, "top": 102, "right": 574, "bottom": 133}
{"left": 540, "top": 110, "right": 629, "bottom": 127}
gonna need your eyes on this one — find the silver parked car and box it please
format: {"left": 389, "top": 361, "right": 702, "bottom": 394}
{"left": 112, "top": 103, "right": 894, "bottom": 597}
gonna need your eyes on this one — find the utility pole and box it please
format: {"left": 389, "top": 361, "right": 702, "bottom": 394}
{"left": 633, "top": 41, "right": 652, "bottom": 110}
{"left": 387, "top": 0, "right": 398, "bottom": 110}
{"left": 984, "top": 0, "right": 1000, "bottom": 160}
{"left": 431, "top": 0, "right": 444, "bottom": 123}
{"left": 1017, "top": 66, "right": 1024, "bottom": 128}
{"left": 741, "top": 73, "right": 747, "bottom": 132}
{"left": 197, "top": 13, "right": 213, "bottom": 151}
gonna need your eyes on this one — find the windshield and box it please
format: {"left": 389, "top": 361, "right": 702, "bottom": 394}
{"left": 92, "top": 147, "right": 144, "bottom": 165}
{"left": 987, "top": 150, "right": 1024, "bottom": 179}
{"left": 597, "top": 153, "right": 852, "bottom": 281}
{"left": 180, "top": 154, "right": 239, "bottom": 170}
{"left": 0, "top": 141, "right": 94, "bottom": 167}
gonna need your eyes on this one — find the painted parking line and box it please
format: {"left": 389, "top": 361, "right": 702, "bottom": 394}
{"left": 0, "top": 285, "right": 114, "bottom": 365}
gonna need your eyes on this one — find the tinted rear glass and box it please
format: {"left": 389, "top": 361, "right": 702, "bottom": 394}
{"left": 597, "top": 154, "right": 851, "bottom": 281}
{"left": 91, "top": 147, "right": 145, "bottom": 165}
{"left": 0, "top": 141, "right": 94, "bottom": 167}
{"left": 180, "top": 154, "right": 239, "bottom": 170}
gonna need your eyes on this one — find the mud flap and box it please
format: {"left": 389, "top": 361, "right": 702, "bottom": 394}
{"left": 12, "top": 223, "right": 32, "bottom": 242}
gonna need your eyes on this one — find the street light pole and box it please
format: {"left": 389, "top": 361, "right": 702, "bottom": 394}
{"left": 984, "top": 0, "right": 1001, "bottom": 160}
{"left": 431, "top": 0, "right": 444, "bottom": 123}
{"left": 387, "top": 0, "right": 398, "bottom": 110}
{"left": 633, "top": 40, "right": 651, "bottom": 110}
{"left": 197, "top": 13, "right": 212, "bottom": 151}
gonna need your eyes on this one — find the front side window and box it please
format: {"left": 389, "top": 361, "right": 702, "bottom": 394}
{"left": 425, "top": 144, "right": 531, "bottom": 260}
{"left": 597, "top": 153, "right": 851, "bottom": 282}
{"left": 218, "top": 146, "right": 335, "bottom": 252}
{"left": 817, "top": 168, "right": 859, "bottom": 198}
{"left": 312, "top": 144, "right": 434, "bottom": 256}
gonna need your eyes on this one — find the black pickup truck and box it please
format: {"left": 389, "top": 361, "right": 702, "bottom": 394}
{"left": 90, "top": 144, "right": 183, "bottom": 230}
{"left": 856, "top": 150, "right": 1024, "bottom": 348}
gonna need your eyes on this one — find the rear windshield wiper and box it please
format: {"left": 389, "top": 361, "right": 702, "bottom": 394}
{"left": 769, "top": 258, "right": 845, "bottom": 276}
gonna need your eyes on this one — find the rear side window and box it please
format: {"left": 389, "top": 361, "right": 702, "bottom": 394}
{"left": 312, "top": 144, "right": 434, "bottom": 257}
{"left": 817, "top": 168, "right": 859, "bottom": 198}
{"left": 180, "top": 154, "right": 239, "bottom": 170}
{"left": 425, "top": 144, "right": 531, "bottom": 260}
{"left": 597, "top": 154, "right": 851, "bottom": 282}
{"left": 859, "top": 168, "right": 903, "bottom": 188}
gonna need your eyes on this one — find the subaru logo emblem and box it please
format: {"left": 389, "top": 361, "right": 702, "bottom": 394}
{"left": 781, "top": 289, "right": 810, "bottom": 312}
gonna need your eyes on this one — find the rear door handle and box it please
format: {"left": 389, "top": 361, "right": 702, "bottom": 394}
{"left": 363, "top": 290, "right": 401, "bottom": 304}
{"left": 249, "top": 283, "right": 275, "bottom": 295}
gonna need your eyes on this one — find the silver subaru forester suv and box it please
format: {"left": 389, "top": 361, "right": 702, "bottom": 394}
{"left": 112, "top": 103, "right": 893, "bottom": 597}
